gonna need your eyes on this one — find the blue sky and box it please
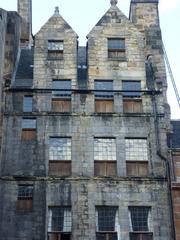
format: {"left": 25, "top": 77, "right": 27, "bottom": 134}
{"left": 1, "top": 0, "right": 179, "bottom": 119}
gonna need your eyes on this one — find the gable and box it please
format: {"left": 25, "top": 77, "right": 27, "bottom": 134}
{"left": 87, "top": 5, "right": 141, "bottom": 37}
{"left": 35, "top": 8, "right": 78, "bottom": 38}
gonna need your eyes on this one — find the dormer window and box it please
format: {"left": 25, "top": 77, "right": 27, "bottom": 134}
{"left": 108, "top": 38, "right": 126, "bottom": 60}
{"left": 48, "top": 40, "right": 64, "bottom": 60}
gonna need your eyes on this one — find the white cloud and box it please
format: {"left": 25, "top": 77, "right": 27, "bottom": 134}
{"left": 159, "top": 0, "right": 180, "bottom": 14}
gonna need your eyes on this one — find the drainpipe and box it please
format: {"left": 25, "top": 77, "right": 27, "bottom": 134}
{"left": 146, "top": 56, "right": 176, "bottom": 240}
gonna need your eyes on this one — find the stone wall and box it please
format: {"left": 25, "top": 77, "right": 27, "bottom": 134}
{"left": 0, "top": 1, "right": 173, "bottom": 240}
{"left": 18, "top": 0, "right": 32, "bottom": 43}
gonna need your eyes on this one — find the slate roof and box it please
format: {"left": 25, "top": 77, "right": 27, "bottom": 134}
{"left": 169, "top": 121, "right": 180, "bottom": 149}
{"left": 77, "top": 46, "right": 87, "bottom": 89}
{"left": 78, "top": 46, "right": 87, "bottom": 66}
{"left": 13, "top": 46, "right": 88, "bottom": 89}
{"left": 14, "top": 48, "right": 34, "bottom": 88}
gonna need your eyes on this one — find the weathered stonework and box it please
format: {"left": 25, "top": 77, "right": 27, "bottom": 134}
{"left": 0, "top": 0, "right": 175, "bottom": 239}
{"left": 18, "top": 0, "right": 32, "bottom": 45}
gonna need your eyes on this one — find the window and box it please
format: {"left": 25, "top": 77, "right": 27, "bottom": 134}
{"left": 23, "top": 95, "right": 33, "bottom": 112}
{"left": 96, "top": 206, "right": 118, "bottom": 240}
{"left": 48, "top": 207, "right": 71, "bottom": 240}
{"left": 49, "top": 137, "right": 71, "bottom": 176}
{"left": 125, "top": 139, "right": 149, "bottom": 177}
{"left": 48, "top": 40, "right": 64, "bottom": 60}
{"left": 52, "top": 80, "right": 71, "bottom": 112}
{"left": 94, "top": 138, "right": 116, "bottom": 176}
{"left": 21, "top": 118, "right": 36, "bottom": 140}
{"left": 108, "top": 38, "right": 126, "bottom": 60}
{"left": 16, "top": 185, "right": 33, "bottom": 211}
{"left": 94, "top": 80, "right": 114, "bottom": 113}
{"left": 122, "top": 81, "right": 142, "bottom": 113}
{"left": 129, "top": 207, "right": 153, "bottom": 240}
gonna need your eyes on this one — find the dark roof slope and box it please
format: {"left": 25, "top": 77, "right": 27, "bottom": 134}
{"left": 169, "top": 121, "right": 180, "bottom": 148}
{"left": 78, "top": 46, "right": 87, "bottom": 66}
{"left": 77, "top": 46, "right": 87, "bottom": 89}
{"left": 14, "top": 48, "right": 34, "bottom": 87}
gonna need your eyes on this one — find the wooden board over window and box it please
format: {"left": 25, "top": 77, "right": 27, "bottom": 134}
{"left": 123, "top": 99, "right": 142, "bottom": 113}
{"left": 48, "top": 233, "right": 71, "bottom": 240}
{"left": 16, "top": 198, "right": 33, "bottom": 211}
{"left": 95, "top": 100, "right": 114, "bottom": 113}
{"left": 21, "top": 129, "right": 36, "bottom": 140}
{"left": 173, "top": 152, "right": 180, "bottom": 179}
{"left": 126, "top": 161, "right": 149, "bottom": 177}
{"left": 94, "top": 161, "right": 117, "bottom": 177}
{"left": 129, "top": 232, "right": 153, "bottom": 240}
{"left": 52, "top": 99, "right": 71, "bottom": 112}
{"left": 49, "top": 161, "right": 71, "bottom": 176}
{"left": 172, "top": 187, "right": 180, "bottom": 239}
{"left": 96, "top": 232, "right": 118, "bottom": 240}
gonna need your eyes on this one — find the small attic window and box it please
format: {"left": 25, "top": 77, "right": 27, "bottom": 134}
{"left": 48, "top": 40, "right": 64, "bottom": 60}
{"left": 108, "top": 38, "right": 126, "bottom": 60}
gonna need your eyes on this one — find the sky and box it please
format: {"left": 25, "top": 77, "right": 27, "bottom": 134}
{"left": 0, "top": 0, "right": 179, "bottom": 119}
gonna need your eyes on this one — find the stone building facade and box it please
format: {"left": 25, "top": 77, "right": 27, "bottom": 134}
{"left": 169, "top": 121, "right": 180, "bottom": 240}
{"left": 0, "top": 0, "right": 176, "bottom": 239}
{"left": 0, "top": 8, "right": 21, "bottom": 153}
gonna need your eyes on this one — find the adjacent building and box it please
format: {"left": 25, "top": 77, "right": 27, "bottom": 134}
{"left": 0, "top": 0, "right": 176, "bottom": 239}
{"left": 169, "top": 120, "right": 180, "bottom": 240}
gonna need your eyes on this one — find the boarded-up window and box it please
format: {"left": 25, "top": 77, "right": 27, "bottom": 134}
{"left": 96, "top": 206, "right": 118, "bottom": 240}
{"left": 48, "top": 233, "right": 71, "bottom": 240}
{"left": 52, "top": 80, "right": 71, "bottom": 112}
{"left": 52, "top": 99, "right": 71, "bottom": 112}
{"left": 172, "top": 153, "right": 180, "bottom": 179}
{"left": 16, "top": 185, "right": 33, "bottom": 211}
{"left": 123, "top": 99, "right": 142, "bottom": 113}
{"left": 48, "top": 40, "right": 64, "bottom": 60}
{"left": 126, "top": 162, "right": 149, "bottom": 177}
{"left": 122, "top": 81, "right": 142, "bottom": 113}
{"left": 94, "top": 138, "right": 116, "bottom": 176}
{"left": 108, "top": 38, "right": 126, "bottom": 60}
{"left": 125, "top": 139, "right": 149, "bottom": 177}
{"left": 172, "top": 188, "right": 180, "bottom": 238}
{"left": 48, "top": 207, "right": 71, "bottom": 240}
{"left": 95, "top": 80, "right": 114, "bottom": 113}
{"left": 21, "top": 118, "right": 36, "bottom": 140}
{"left": 49, "top": 137, "right": 71, "bottom": 176}
{"left": 130, "top": 233, "right": 153, "bottom": 240}
{"left": 23, "top": 95, "right": 33, "bottom": 112}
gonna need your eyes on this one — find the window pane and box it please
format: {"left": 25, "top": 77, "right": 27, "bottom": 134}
{"left": 125, "top": 139, "right": 148, "bottom": 161}
{"left": 95, "top": 81, "right": 113, "bottom": 98}
{"left": 18, "top": 185, "right": 33, "bottom": 198}
{"left": 48, "top": 207, "right": 72, "bottom": 232}
{"left": 22, "top": 118, "right": 36, "bottom": 129}
{"left": 52, "top": 80, "right": 71, "bottom": 98}
{"left": 23, "top": 96, "right": 33, "bottom": 112}
{"left": 108, "top": 39, "right": 125, "bottom": 49}
{"left": 49, "top": 138, "right": 71, "bottom": 161}
{"left": 48, "top": 41, "right": 63, "bottom": 51}
{"left": 94, "top": 138, "right": 116, "bottom": 161}
{"left": 97, "top": 207, "right": 117, "bottom": 231}
{"left": 122, "top": 81, "right": 141, "bottom": 97}
{"left": 129, "top": 207, "right": 150, "bottom": 232}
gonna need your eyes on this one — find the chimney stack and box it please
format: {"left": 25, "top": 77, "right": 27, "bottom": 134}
{"left": 18, "top": 0, "right": 32, "bottom": 47}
